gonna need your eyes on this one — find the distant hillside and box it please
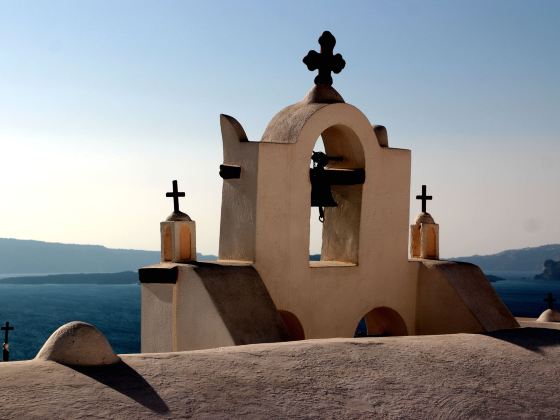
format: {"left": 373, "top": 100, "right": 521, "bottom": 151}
{"left": 0, "top": 271, "right": 138, "bottom": 284}
{"left": 0, "top": 238, "right": 215, "bottom": 274}
{"left": 453, "top": 244, "right": 560, "bottom": 272}
{"left": 2, "top": 238, "right": 558, "bottom": 274}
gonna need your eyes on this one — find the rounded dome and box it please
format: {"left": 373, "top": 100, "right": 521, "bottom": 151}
{"left": 536, "top": 309, "right": 560, "bottom": 323}
{"left": 415, "top": 212, "right": 435, "bottom": 225}
{"left": 35, "top": 321, "right": 120, "bottom": 366}
{"left": 166, "top": 210, "right": 192, "bottom": 222}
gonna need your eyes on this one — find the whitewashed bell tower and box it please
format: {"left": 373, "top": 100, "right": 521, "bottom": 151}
{"left": 139, "top": 31, "right": 518, "bottom": 353}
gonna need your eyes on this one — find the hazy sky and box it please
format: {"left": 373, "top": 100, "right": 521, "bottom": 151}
{"left": 1, "top": 0, "right": 559, "bottom": 257}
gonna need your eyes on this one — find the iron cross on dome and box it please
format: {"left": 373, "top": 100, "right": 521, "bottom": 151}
{"left": 166, "top": 180, "right": 185, "bottom": 213}
{"left": 303, "top": 31, "right": 346, "bottom": 86}
{"left": 416, "top": 185, "right": 433, "bottom": 213}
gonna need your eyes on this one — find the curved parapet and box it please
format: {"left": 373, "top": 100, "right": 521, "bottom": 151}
{"left": 373, "top": 125, "right": 389, "bottom": 147}
{"left": 261, "top": 101, "right": 329, "bottom": 144}
{"left": 218, "top": 114, "right": 259, "bottom": 262}
{"left": 261, "top": 100, "right": 388, "bottom": 149}
{"left": 415, "top": 260, "right": 519, "bottom": 334}
{"left": 220, "top": 114, "right": 249, "bottom": 145}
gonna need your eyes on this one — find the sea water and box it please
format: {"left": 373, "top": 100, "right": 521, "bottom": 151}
{"left": 0, "top": 283, "right": 139, "bottom": 361}
{"left": 487, "top": 271, "right": 560, "bottom": 317}
{"left": 0, "top": 272, "right": 559, "bottom": 361}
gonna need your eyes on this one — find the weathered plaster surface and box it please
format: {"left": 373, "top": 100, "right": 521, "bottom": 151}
{"left": 160, "top": 220, "right": 196, "bottom": 263}
{"left": 253, "top": 103, "right": 416, "bottom": 338}
{"left": 260, "top": 101, "right": 328, "bottom": 144}
{"left": 416, "top": 260, "right": 519, "bottom": 334}
{"left": 35, "top": 321, "right": 120, "bottom": 366}
{"left": 218, "top": 114, "right": 259, "bottom": 261}
{"left": 410, "top": 212, "right": 439, "bottom": 259}
{"left": 174, "top": 266, "right": 235, "bottom": 350}
{"left": 518, "top": 317, "right": 560, "bottom": 329}
{"left": 141, "top": 262, "right": 288, "bottom": 352}
{"left": 141, "top": 282, "right": 174, "bottom": 353}
{"left": 2, "top": 329, "right": 559, "bottom": 419}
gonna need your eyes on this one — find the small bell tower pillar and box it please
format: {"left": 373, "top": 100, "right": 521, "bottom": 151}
{"left": 410, "top": 185, "right": 439, "bottom": 260}
{"left": 160, "top": 180, "right": 196, "bottom": 262}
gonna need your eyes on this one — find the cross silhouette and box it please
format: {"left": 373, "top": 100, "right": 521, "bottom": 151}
{"left": 303, "top": 31, "right": 346, "bottom": 86}
{"left": 416, "top": 185, "right": 433, "bottom": 213}
{"left": 1, "top": 322, "right": 13, "bottom": 345}
{"left": 1, "top": 322, "right": 14, "bottom": 362}
{"left": 544, "top": 292, "right": 556, "bottom": 310}
{"left": 166, "top": 180, "right": 185, "bottom": 213}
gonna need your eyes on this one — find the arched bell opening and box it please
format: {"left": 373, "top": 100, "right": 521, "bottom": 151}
{"left": 278, "top": 310, "right": 305, "bottom": 341}
{"left": 354, "top": 307, "right": 408, "bottom": 337}
{"left": 308, "top": 125, "right": 365, "bottom": 265}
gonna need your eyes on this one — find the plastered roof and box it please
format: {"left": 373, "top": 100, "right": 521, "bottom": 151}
{"left": 1, "top": 328, "right": 559, "bottom": 418}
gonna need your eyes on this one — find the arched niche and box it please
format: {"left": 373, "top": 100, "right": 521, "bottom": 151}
{"left": 355, "top": 307, "right": 408, "bottom": 337}
{"left": 308, "top": 124, "right": 365, "bottom": 265}
{"left": 278, "top": 310, "right": 305, "bottom": 341}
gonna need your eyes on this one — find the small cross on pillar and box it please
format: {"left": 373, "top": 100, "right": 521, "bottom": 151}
{"left": 544, "top": 292, "right": 556, "bottom": 310}
{"left": 160, "top": 179, "right": 196, "bottom": 262}
{"left": 303, "top": 31, "right": 346, "bottom": 86}
{"left": 1, "top": 322, "right": 14, "bottom": 362}
{"left": 410, "top": 184, "right": 439, "bottom": 259}
{"left": 166, "top": 180, "right": 186, "bottom": 213}
{"left": 416, "top": 185, "right": 433, "bottom": 213}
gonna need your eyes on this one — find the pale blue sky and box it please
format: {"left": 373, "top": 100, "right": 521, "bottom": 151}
{"left": 1, "top": 1, "right": 559, "bottom": 257}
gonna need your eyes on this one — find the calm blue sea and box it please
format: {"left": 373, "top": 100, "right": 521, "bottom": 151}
{"left": 487, "top": 270, "right": 560, "bottom": 317}
{"left": 0, "top": 280, "right": 140, "bottom": 361}
{"left": 0, "top": 270, "right": 558, "bottom": 361}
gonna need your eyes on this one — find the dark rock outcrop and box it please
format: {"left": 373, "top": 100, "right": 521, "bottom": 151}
{"left": 535, "top": 259, "right": 560, "bottom": 280}
{"left": 485, "top": 274, "right": 504, "bottom": 283}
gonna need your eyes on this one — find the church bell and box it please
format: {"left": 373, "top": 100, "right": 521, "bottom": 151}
{"left": 310, "top": 169, "right": 337, "bottom": 208}
{"left": 310, "top": 152, "right": 338, "bottom": 222}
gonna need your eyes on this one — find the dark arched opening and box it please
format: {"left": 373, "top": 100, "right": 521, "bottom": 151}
{"left": 354, "top": 307, "right": 408, "bottom": 337}
{"left": 308, "top": 124, "right": 365, "bottom": 265}
{"left": 278, "top": 310, "right": 305, "bottom": 341}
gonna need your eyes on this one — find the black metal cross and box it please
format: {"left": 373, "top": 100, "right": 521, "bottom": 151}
{"left": 166, "top": 180, "right": 185, "bottom": 213}
{"left": 303, "top": 31, "right": 346, "bottom": 86}
{"left": 1, "top": 322, "right": 14, "bottom": 362}
{"left": 1, "top": 322, "right": 13, "bottom": 345}
{"left": 544, "top": 292, "right": 556, "bottom": 310}
{"left": 416, "top": 185, "right": 433, "bottom": 213}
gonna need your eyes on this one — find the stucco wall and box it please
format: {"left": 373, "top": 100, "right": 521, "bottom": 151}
{"left": 174, "top": 266, "right": 235, "bottom": 351}
{"left": 141, "top": 262, "right": 288, "bottom": 352}
{"left": 415, "top": 260, "right": 519, "bottom": 334}
{"left": 141, "top": 283, "right": 174, "bottom": 353}
{"left": 251, "top": 103, "right": 417, "bottom": 338}
{"left": 219, "top": 115, "right": 259, "bottom": 262}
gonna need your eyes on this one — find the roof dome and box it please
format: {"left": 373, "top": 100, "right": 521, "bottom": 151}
{"left": 166, "top": 210, "right": 192, "bottom": 222}
{"left": 35, "top": 321, "right": 120, "bottom": 366}
{"left": 415, "top": 212, "right": 435, "bottom": 225}
{"left": 536, "top": 309, "right": 560, "bottom": 322}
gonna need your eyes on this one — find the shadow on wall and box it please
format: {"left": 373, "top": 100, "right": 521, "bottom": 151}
{"left": 355, "top": 307, "right": 408, "bottom": 337}
{"left": 70, "top": 361, "right": 169, "bottom": 414}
